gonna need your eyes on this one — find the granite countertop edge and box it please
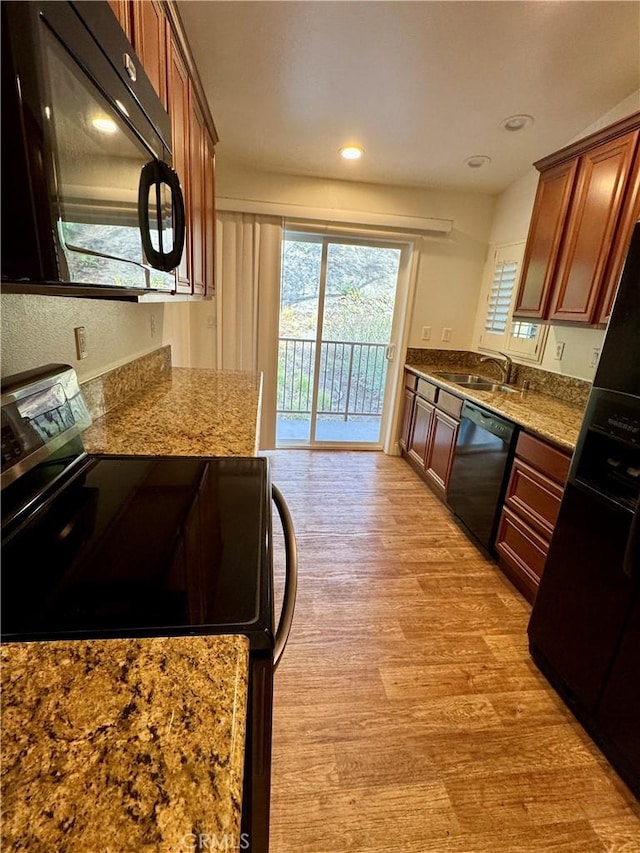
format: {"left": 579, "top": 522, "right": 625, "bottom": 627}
{"left": 405, "top": 362, "right": 584, "bottom": 452}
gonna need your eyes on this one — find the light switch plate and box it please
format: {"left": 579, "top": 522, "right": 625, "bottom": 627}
{"left": 421, "top": 326, "right": 431, "bottom": 341}
{"left": 441, "top": 328, "right": 452, "bottom": 342}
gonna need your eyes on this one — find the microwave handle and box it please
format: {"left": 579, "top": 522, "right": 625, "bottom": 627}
{"left": 138, "top": 160, "right": 186, "bottom": 273}
{"left": 272, "top": 484, "right": 298, "bottom": 671}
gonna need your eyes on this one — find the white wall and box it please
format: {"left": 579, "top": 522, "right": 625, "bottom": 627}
{"left": 213, "top": 161, "right": 495, "bottom": 355}
{"left": 1, "top": 293, "right": 165, "bottom": 381}
{"left": 472, "top": 92, "right": 640, "bottom": 381}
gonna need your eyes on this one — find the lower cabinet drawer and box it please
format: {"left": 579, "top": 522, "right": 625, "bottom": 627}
{"left": 495, "top": 506, "right": 550, "bottom": 603}
{"left": 437, "top": 389, "right": 463, "bottom": 419}
{"left": 504, "top": 458, "right": 564, "bottom": 538}
{"left": 515, "top": 432, "right": 571, "bottom": 485}
{"left": 405, "top": 371, "right": 418, "bottom": 392}
{"left": 417, "top": 377, "right": 438, "bottom": 402}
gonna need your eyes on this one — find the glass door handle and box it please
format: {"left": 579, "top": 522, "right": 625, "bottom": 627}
{"left": 385, "top": 344, "right": 396, "bottom": 361}
{"left": 272, "top": 484, "right": 298, "bottom": 670}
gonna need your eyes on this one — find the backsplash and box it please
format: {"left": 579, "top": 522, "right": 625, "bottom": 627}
{"left": 406, "top": 348, "right": 590, "bottom": 408}
{"left": 81, "top": 346, "right": 171, "bottom": 421}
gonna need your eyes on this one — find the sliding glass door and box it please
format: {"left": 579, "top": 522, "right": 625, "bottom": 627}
{"left": 277, "top": 232, "right": 402, "bottom": 447}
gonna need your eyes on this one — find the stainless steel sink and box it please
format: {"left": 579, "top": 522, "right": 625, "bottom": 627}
{"left": 434, "top": 372, "right": 486, "bottom": 383}
{"left": 456, "top": 381, "right": 518, "bottom": 393}
{"left": 433, "top": 372, "right": 518, "bottom": 393}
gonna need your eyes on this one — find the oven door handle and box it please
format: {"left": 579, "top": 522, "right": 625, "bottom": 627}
{"left": 272, "top": 484, "right": 298, "bottom": 670}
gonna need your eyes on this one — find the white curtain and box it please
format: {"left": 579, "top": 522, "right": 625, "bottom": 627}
{"left": 215, "top": 212, "right": 283, "bottom": 449}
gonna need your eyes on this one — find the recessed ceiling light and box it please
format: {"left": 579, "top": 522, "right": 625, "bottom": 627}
{"left": 92, "top": 116, "right": 118, "bottom": 134}
{"left": 340, "top": 145, "right": 364, "bottom": 160}
{"left": 465, "top": 155, "right": 491, "bottom": 168}
{"left": 501, "top": 114, "right": 534, "bottom": 132}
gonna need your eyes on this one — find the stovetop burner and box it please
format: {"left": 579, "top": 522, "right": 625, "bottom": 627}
{"left": 1, "top": 365, "right": 274, "bottom": 650}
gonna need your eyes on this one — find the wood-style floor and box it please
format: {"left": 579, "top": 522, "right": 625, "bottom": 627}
{"left": 265, "top": 450, "right": 640, "bottom": 853}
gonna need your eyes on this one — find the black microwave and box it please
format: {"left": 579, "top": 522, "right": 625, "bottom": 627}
{"left": 1, "top": 1, "right": 185, "bottom": 299}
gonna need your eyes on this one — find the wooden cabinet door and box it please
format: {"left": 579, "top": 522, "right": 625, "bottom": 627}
{"left": 399, "top": 388, "right": 415, "bottom": 451}
{"left": 131, "top": 0, "right": 167, "bottom": 108}
{"left": 426, "top": 409, "right": 459, "bottom": 493}
{"left": 189, "top": 85, "right": 206, "bottom": 296}
{"left": 107, "top": 0, "right": 131, "bottom": 38}
{"left": 549, "top": 131, "right": 639, "bottom": 323}
{"left": 408, "top": 397, "right": 434, "bottom": 469}
{"left": 596, "top": 156, "right": 640, "bottom": 325}
{"left": 514, "top": 159, "right": 577, "bottom": 319}
{"left": 204, "top": 134, "right": 216, "bottom": 296}
{"left": 167, "top": 35, "right": 191, "bottom": 293}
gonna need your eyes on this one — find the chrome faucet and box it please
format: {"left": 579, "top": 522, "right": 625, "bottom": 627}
{"left": 479, "top": 351, "right": 513, "bottom": 384}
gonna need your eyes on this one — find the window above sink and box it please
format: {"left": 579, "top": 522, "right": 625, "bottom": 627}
{"left": 476, "top": 241, "right": 549, "bottom": 364}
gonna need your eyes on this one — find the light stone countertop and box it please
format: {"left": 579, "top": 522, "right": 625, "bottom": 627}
{"left": 1, "top": 635, "right": 249, "bottom": 853}
{"left": 81, "top": 367, "right": 262, "bottom": 457}
{"left": 1, "top": 362, "right": 262, "bottom": 852}
{"left": 405, "top": 362, "right": 585, "bottom": 452}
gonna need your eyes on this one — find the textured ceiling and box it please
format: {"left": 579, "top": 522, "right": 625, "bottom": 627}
{"left": 178, "top": 1, "right": 640, "bottom": 194}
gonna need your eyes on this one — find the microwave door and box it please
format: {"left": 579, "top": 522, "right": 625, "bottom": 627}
{"left": 40, "top": 19, "right": 166, "bottom": 291}
{"left": 138, "top": 160, "right": 185, "bottom": 282}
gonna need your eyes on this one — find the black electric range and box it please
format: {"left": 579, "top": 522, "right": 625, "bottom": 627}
{"left": 2, "top": 449, "right": 274, "bottom": 647}
{"left": 1, "top": 363, "right": 297, "bottom": 853}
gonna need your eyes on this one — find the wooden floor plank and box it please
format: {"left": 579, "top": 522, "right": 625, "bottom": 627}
{"left": 265, "top": 450, "right": 640, "bottom": 852}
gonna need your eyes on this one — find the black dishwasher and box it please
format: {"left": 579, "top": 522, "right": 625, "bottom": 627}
{"left": 448, "top": 401, "right": 519, "bottom": 551}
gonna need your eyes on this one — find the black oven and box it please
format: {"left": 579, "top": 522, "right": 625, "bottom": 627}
{"left": 1, "top": 364, "right": 298, "bottom": 852}
{"left": 2, "top": 1, "right": 185, "bottom": 298}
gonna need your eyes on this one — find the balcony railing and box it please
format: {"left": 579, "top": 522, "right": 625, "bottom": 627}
{"left": 277, "top": 337, "right": 388, "bottom": 420}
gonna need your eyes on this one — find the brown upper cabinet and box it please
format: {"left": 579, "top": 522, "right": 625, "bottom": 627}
{"left": 167, "top": 33, "right": 192, "bottom": 293}
{"left": 131, "top": 0, "right": 167, "bottom": 108}
{"left": 514, "top": 160, "right": 577, "bottom": 318}
{"left": 107, "top": 0, "right": 132, "bottom": 38}
{"left": 188, "top": 83, "right": 206, "bottom": 296}
{"left": 107, "top": 0, "right": 219, "bottom": 298}
{"left": 204, "top": 135, "right": 217, "bottom": 296}
{"left": 513, "top": 112, "right": 640, "bottom": 326}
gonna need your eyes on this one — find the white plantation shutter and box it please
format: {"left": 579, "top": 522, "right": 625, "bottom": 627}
{"left": 485, "top": 259, "right": 518, "bottom": 334}
{"left": 477, "top": 242, "right": 546, "bottom": 362}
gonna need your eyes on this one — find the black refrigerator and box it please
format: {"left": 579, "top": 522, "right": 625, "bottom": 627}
{"left": 528, "top": 221, "right": 640, "bottom": 799}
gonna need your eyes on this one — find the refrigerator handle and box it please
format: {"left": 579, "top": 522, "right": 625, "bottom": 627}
{"left": 622, "top": 501, "right": 640, "bottom": 582}
{"left": 272, "top": 484, "right": 298, "bottom": 670}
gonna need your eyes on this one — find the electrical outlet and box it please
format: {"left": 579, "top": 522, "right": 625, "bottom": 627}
{"left": 150, "top": 314, "right": 156, "bottom": 338}
{"left": 421, "top": 326, "right": 431, "bottom": 341}
{"left": 207, "top": 315, "right": 215, "bottom": 329}
{"left": 441, "top": 327, "right": 452, "bottom": 342}
{"left": 554, "top": 342, "right": 565, "bottom": 360}
{"left": 74, "top": 326, "right": 88, "bottom": 360}
{"left": 591, "top": 347, "right": 601, "bottom": 367}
